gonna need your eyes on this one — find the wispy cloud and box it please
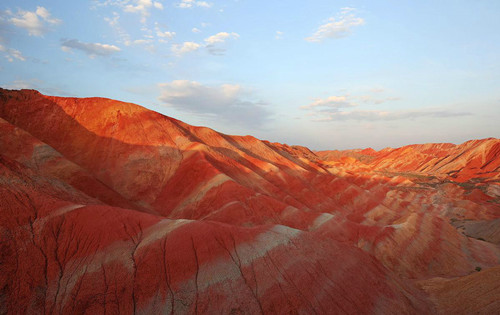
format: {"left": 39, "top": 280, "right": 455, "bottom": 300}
{"left": 275, "top": 31, "right": 284, "bottom": 40}
{"left": 158, "top": 80, "right": 271, "bottom": 127}
{"left": 176, "top": 0, "right": 212, "bottom": 9}
{"left": 310, "top": 109, "right": 472, "bottom": 122}
{"left": 302, "top": 89, "right": 400, "bottom": 112}
{"left": 4, "top": 6, "right": 61, "bottom": 36}
{"left": 102, "top": 7, "right": 173, "bottom": 51}
{"left": 61, "top": 39, "right": 121, "bottom": 58}
{"left": 104, "top": 12, "right": 133, "bottom": 45}
{"left": 0, "top": 44, "right": 26, "bottom": 62}
{"left": 3, "top": 79, "right": 39, "bottom": 90}
{"left": 301, "top": 95, "right": 354, "bottom": 110}
{"left": 357, "top": 95, "right": 400, "bottom": 105}
{"left": 104, "top": 11, "right": 120, "bottom": 28}
{"left": 306, "top": 7, "right": 364, "bottom": 42}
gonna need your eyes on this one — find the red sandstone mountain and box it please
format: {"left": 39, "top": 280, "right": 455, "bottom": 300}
{"left": 1, "top": 88, "right": 499, "bottom": 314}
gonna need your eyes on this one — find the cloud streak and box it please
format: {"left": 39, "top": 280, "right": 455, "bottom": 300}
{"left": 306, "top": 7, "right": 364, "bottom": 42}
{"left": 61, "top": 39, "right": 121, "bottom": 58}
{"left": 302, "top": 91, "right": 470, "bottom": 121}
{"left": 301, "top": 95, "right": 354, "bottom": 110}
{"left": 311, "top": 109, "right": 472, "bottom": 122}
{"left": 158, "top": 80, "right": 271, "bottom": 127}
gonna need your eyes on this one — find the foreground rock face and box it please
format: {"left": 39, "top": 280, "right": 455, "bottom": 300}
{"left": 0, "top": 88, "right": 499, "bottom": 314}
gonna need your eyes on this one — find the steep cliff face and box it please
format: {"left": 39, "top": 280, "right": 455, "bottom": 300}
{"left": 1, "top": 88, "right": 499, "bottom": 314}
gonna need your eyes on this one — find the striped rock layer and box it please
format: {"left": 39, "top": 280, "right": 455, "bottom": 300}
{"left": 1, "top": 89, "right": 499, "bottom": 314}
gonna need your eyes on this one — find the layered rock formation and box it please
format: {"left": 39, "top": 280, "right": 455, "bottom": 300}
{"left": 1, "top": 88, "right": 499, "bottom": 314}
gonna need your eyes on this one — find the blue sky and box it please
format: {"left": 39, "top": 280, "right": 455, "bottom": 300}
{"left": 1, "top": 0, "right": 499, "bottom": 150}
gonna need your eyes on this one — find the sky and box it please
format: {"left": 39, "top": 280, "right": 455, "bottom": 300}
{"left": 0, "top": 0, "right": 499, "bottom": 150}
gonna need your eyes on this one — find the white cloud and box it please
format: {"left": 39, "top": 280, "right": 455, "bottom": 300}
{"left": 305, "top": 7, "right": 364, "bottom": 42}
{"left": 192, "top": 27, "right": 201, "bottom": 33}
{"left": 196, "top": 1, "right": 212, "bottom": 8}
{"left": 6, "top": 6, "right": 61, "bottom": 36}
{"left": 170, "top": 32, "right": 239, "bottom": 56}
{"left": 204, "top": 32, "right": 239, "bottom": 55}
{"left": 275, "top": 31, "right": 283, "bottom": 40}
{"left": 123, "top": 0, "right": 163, "bottom": 23}
{"left": 124, "top": 0, "right": 151, "bottom": 13}
{"left": 61, "top": 39, "right": 121, "bottom": 58}
{"left": 0, "top": 44, "right": 26, "bottom": 62}
{"left": 204, "top": 32, "right": 239, "bottom": 44}
{"left": 157, "top": 30, "right": 176, "bottom": 39}
{"left": 158, "top": 80, "right": 271, "bottom": 127}
{"left": 171, "top": 41, "right": 201, "bottom": 55}
{"left": 176, "top": 0, "right": 213, "bottom": 9}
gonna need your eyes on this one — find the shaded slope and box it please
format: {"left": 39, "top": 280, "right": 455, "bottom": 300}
{"left": 0, "top": 116, "right": 141, "bottom": 211}
{"left": 0, "top": 155, "right": 432, "bottom": 314}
